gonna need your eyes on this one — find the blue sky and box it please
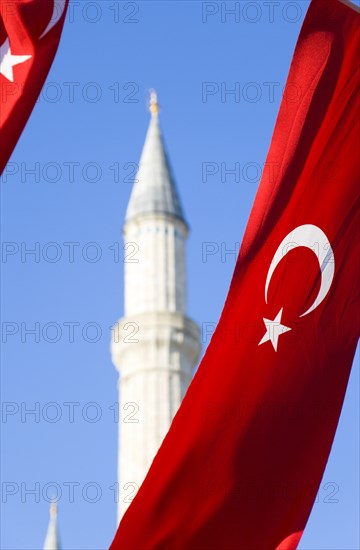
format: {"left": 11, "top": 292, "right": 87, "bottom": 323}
{"left": 1, "top": 1, "right": 359, "bottom": 548}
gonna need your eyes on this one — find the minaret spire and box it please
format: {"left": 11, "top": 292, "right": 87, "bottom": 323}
{"left": 43, "top": 502, "right": 60, "bottom": 550}
{"left": 125, "top": 89, "right": 185, "bottom": 225}
{"left": 149, "top": 89, "right": 159, "bottom": 116}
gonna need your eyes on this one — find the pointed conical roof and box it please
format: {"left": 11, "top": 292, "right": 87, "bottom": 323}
{"left": 43, "top": 503, "right": 60, "bottom": 550}
{"left": 125, "top": 92, "right": 186, "bottom": 225}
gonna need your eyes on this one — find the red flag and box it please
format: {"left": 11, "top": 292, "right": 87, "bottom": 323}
{"left": 0, "top": 0, "right": 68, "bottom": 174}
{"left": 111, "top": 0, "right": 360, "bottom": 548}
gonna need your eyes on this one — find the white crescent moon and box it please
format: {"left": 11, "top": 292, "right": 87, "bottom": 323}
{"left": 265, "top": 224, "right": 335, "bottom": 317}
{"left": 39, "top": 0, "right": 67, "bottom": 39}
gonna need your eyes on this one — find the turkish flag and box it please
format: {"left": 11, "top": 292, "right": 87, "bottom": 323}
{"left": 110, "top": 0, "right": 360, "bottom": 549}
{"left": 0, "top": 0, "right": 68, "bottom": 175}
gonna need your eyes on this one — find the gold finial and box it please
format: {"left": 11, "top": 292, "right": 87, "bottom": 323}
{"left": 149, "top": 89, "right": 159, "bottom": 116}
{"left": 50, "top": 501, "right": 57, "bottom": 520}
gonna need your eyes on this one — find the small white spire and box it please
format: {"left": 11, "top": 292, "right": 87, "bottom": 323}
{"left": 149, "top": 89, "right": 159, "bottom": 116}
{"left": 125, "top": 90, "right": 186, "bottom": 224}
{"left": 43, "top": 502, "right": 60, "bottom": 550}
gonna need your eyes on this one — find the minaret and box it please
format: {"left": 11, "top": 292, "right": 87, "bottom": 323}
{"left": 43, "top": 503, "right": 60, "bottom": 550}
{"left": 112, "top": 91, "right": 201, "bottom": 521}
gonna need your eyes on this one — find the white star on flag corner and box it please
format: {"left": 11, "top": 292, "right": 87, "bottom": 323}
{"left": 0, "top": 38, "right": 32, "bottom": 82}
{"left": 258, "top": 308, "right": 291, "bottom": 352}
{"left": 0, "top": 0, "right": 69, "bottom": 176}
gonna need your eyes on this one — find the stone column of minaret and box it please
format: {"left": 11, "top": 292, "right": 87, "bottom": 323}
{"left": 43, "top": 502, "right": 60, "bottom": 550}
{"left": 112, "top": 91, "right": 201, "bottom": 521}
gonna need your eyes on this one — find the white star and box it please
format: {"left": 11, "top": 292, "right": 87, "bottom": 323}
{"left": 258, "top": 308, "right": 291, "bottom": 352}
{"left": 0, "top": 38, "right": 32, "bottom": 82}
